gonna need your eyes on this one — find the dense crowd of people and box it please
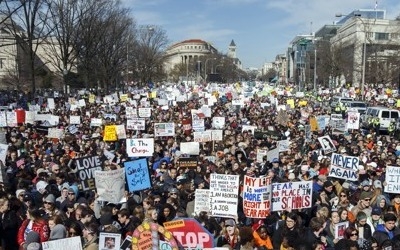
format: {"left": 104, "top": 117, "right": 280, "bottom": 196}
{"left": 0, "top": 83, "right": 399, "bottom": 250}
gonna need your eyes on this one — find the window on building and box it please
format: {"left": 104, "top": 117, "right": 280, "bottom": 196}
{"left": 375, "top": 32, "right": 389, "bottom": 40}
{"left": 0, "top": 58, "right": 5, "bottom": 69}
{"left": 391, "top": 33, "right": 399, "bottom": 39}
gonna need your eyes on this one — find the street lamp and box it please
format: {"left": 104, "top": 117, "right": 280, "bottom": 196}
{"left": 204, "top": 57, "right": 216, "bottom": 81}
{"left": 335, "top": 13, "right": 367, "bottom": 100}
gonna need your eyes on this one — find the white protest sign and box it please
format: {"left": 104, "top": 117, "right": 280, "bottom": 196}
{"left": 271, "top": 181, "right": 313, "bottom": 211}
{"left": 125, "top": 106, "right": 137, "bottom": 119}
{"left": 267, "top": 147, "right": 279, "bottom": 163}
{"left": 78, "top": 99, "right": 86, "bottom": 107}
{"left": 98, "top": 232, "right": 121, "bottom": 250}
{"left": 69, "top": 115, "right": 81, "bottom": 124}
{"left": 6, "top": 111, "right": 17, "bottom": 127}
{"left": 47, "top": 128, "right": 64, "bottom": 139}
{"left": 256, "top": 149, "right": 268, "bottom": 163}
{"left": 277, "top": 140, "right": 290, "bottom": 152}
{"left": 329, "top": 153, "right": 358, "bottom": 181}
{"left": 193, "top": 131, "right": 211, "bottom": 142}
{"left": 180, "top": 142, "right": 200, "bottom": 155}
{"left": 0, "top": 112, "right": 6, "bottom": 127}
{"left": 49, "top": 115, "right": 59, "bottom": 126}
{"left": 94, "top": 168, "right": 125, "bottom": 203}
{"left": 90, "top": 118, "right": 102, "bottom": 127}
{"left": 385, "top": 166, "right": 400, "bottom": 193}
{"left": 243, "top": 176, "right": 272, "bottom": 218}
{"left": 0, "top": 143, "right": 8, "bottom": 164}
{"left": 346, "top": 111, "right": 360, "bottom": 130}
{"left": 47, "top": 98, "right": 55, "bottom": 110}
{"left": 154, "top": 123, "right": 175, "bottom": 137}
{"left": 42, "top": 236, "right": 82, "bottom": 250}
{"left": 209, "top": 174, "right": 240, "bottom": 218}
{"left": 212, "top": 117, "right": 225, "bottom": 129}
{"left": 25, "top": 111, "right": 35, "bottom": 124}
{"left": 127, "top": 119, "right": 145, "bottom": 130}
{"left": 116, "top": 124, "right": 126, "bottom": 139}
{"left": 138, "top": 108, "right": 151, "bottom": 118}
{"left": 210, "top": 130, "right": 223, "bottom": 141}
{"left": 200, "top": 106, "right": 212, "bottom": 117}
{"left": 126, "top": 138, "right": 154, "bottom": 157}
{"left": 194, "top": 189, "right": 210, "bottom": 214}
{"left": 318, "top": 135, "right": 336, "bottom": 154}
{"left": 242, "top": 125, "right": 257, "bottom": 134}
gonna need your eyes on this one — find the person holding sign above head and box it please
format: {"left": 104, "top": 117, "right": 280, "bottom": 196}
{"left": 252, "top": 220, "right": 273, "bottom": 250}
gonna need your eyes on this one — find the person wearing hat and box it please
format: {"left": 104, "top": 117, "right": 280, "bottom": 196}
{"left": 40, "top": 194, "right": 60, "bottom": 220}
{"left": 351, "top": 191, "right": 373, "bottom": 217}
{"left": 322, "top": 180, "right": 337, "bottom": 201}
{"left": 372, "top": 213, "right": 400, "bottom": 247}
{"left": 216, "top": 219, "right": 239, "bottom": 248}
{"left": 367, "top": 207, "right": 384, "bottom": 234}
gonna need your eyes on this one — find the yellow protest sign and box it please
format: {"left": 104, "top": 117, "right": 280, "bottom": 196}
{"left": 298, "top": 100, "right": 308, "bottom": 107}
{"left": 103, "top": 125, "right": 117, "bottom": 141}
{"left": 120, "top": 94, "right": 128, "bottom": 102}
{"left": 88, "top": 94, "right": 95, "bottom": 104}
{"left": 310, "top": 116, "right": 319, "bottom": 131}
{"left": 397, "top": 99, "right": 400, "bottom": 108}
{"left": 149, "top": 91, "right": 157, "bottom": 99}
{"left": 287, "top": 99, "right": 295, "bottom": 109}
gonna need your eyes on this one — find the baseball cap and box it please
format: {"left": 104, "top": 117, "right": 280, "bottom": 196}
{"left": 374, "top": 180, "right": 382, "bottom": 189}
{"left": 360, "top": 180, "right": 370, "bottom": 187}
{"left": 225, "top": 219, "right": 236, "bottom": 227}
{"left": 372, "top": 207, "right": 382, "bottom": 216}
{"left": 360, "top": 191, "right": 372, "bottom": 200}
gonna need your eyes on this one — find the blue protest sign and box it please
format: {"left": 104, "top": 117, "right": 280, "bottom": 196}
{"left": 124, "top": 158, "right": 152, "bottom": 192}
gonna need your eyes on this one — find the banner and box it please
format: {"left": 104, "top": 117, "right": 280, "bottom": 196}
{"left": 243, "top": 176, "right": 272, "bottom": 218}
{"left": 98, "top": 232, "right": 121, "bottom": 250}
{"left": 126, "top": 118, "right": 145, "bottom": 130}
{"left": 329, "top": 153, "right": 358, "bottom": 181}
{"left": 6, "top": 111, "right": 17, "bottom": 127}
{"left": 75, "top": 156, "right": 103, "bottom": 191}
{"left": 126, "top": 138, "right": 154, "bottom": 157}
{"left": 271, "top": 181, "right": 312, "bottom": 211}
{"left": 124, "top": 159, "right": 152, "bottom": 192}
{"left": 194, "top": 189, "right": 210, "bottom": 214}
{"left": 103, "top": 125, "right": 117, "bottom": 141}
{"left": 385, "top": 166, "right": 400, "bottom": 193}
{"left": 163, "top": 219, "right": 215, "bottom": 249}
{"left": 154, "top": 123, "right": 175, "bottom": 137}
{"left": 176, "top": 157, "right": 198, "bottom": 169}
{"left": 42, "top": 236, "right": 82, "bottom": 250}
{"left": 94, "top": 168, "right": 125, "bottom": 203}
{"left": 209, "top": 174, "right": 239, "bottom": 218}
{"left": 318, "top": 135, "right": 336, "bottom": 154}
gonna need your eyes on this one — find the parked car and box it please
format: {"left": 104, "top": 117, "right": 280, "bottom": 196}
{"left": 361, "top": 106, "right": 400, "bottom": 130}
{"left": 330, "top": 96, "right": 354, "bottom": 110}
{"left": 345, "top": 101, "right": 368, "bottom": 114}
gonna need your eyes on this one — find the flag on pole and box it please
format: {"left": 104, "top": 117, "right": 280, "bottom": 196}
{"left": 375, "top": 0, "right": 378, "bottom": 10}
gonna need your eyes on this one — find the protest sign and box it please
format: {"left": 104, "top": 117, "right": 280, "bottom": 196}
{"left": 126, "top": 138, "right": 154, "bottom": 157}
{"left": 154, "top": 123, "right": 175, "bottom": 137}
{"left": 277, "top": 140, "right": 290, "bottom": 152}
{"left": 125, "top": 106, "right": 137, "bottom": 119}
{"left": 317, "top": 115, "right": 327, "bottom": 130}
{"left": 68, "top": 125, "right": 78, "bottom": 134}
{"left": 95, "top": 168, "right": 125, "bottom": 203}
{"left": 192, "top": 115, "right": 205, "bottom": 132}
{"left": 209, "top": 174, "right": 240, "bottom": 218}
{"left": 335, "top": 222, "right": 349, "bottom": 239}
{"left": 176, "top": 157, "right": 198, "bottom": 169}
{"left": 127, "top": 118, "right": 145, "bottom": 130}
{"left": 124, "top": 159, "right": 152, "bottom": 192}
{"left": 0, "top": 112, "right": 8, "bottom": 127}
{"left": 99, "top": 232, "right": 121, "bottom": 250}
{"left": 256, "top": 149, "right": 268, "bottom": 163}
{"left": 138, "top": 108, "right": 151, "bottom": 118}
{"left": 310, "top": 116, "right": 319, "bottom": 131}
{"left": 75, "top": 156, "right": 103, "bottom": 191}
{"left": 131, "top": 221, "right": 178, "bottom": 250}
{"left": 103, "top": 150, "right": 115, "bottom": 161}
{"left": 180, "top": 142, "right": 200, "bottom": 155}
{"left": 78, "top": 99, "right": 86, "bottom": 107}
{"left": 346, "top": 111, "right": 360, "bottom": 130}
{"left": 69, "top": 115, "right": 81, "bottom": 124}
{"left": 193, "top": 130, "right": 211, "bottom": 142}
{"left": 329, "top": 153, "right": 358, "bottom": 181}
{"left": 271, "top": 181, "right": 312, "bottom": 211}
{"left": 212, "top": 117, "right": 225, "bottom": 129}
{"left": 318, "top": 135, "right": 336, "bottom": 154}
{"left": 47, "top": 98, "right": 55, "bottom": 110}
{"left": 90, "top": 118, "right": 102, "bottom": 127}
{"left": 194, "top": 189, "right": 210, "bottom": 214}
{"left": 47, "top": 128, "right": 64, "bottom": 139}
{"left": 163, "top": 219, "right": 215, "bottom": 249}
{"left": 242, "top": 125, "right": 257, "bottom": 134}
{"left": 266, "top": 147, "right": 279, "bottom": 163}
{"left": 243, "top": 176, "right": 271, "bottom": 218}
{"left": 103, "top": 125, "right": 117, "bottom": 141}
{"left": 385, "top": 166, "right": 400, "bottom": 193}
{"left": 116, "top": 124, "right": 126, "bottom": 139}
{"left": 6, "top": 111, "right": 17, "bottom": 127}
{"left": 120, "top": 235, "right": 132, "bottom": 250}
{"left": 210, "top": 130, "right": 223, "bottom": 141}
{"left": 0, "top": 143, "right": 8, "bottom": 165}
{"left": 42, "top": 236, "right": 82, "bottom": 250}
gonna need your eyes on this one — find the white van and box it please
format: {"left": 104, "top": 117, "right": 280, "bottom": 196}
{"left": 362, "top": 106, "right": 400, "bottom": 130}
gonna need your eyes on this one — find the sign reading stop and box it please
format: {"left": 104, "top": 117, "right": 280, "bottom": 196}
{"left": 163, "top": 218, "right": 215, "bottom": 249}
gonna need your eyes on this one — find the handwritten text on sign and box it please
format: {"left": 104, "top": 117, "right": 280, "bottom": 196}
{"left": 243, "top": 176, "right": 271, "bottom": 218}
{"left": 209, "top": 174, "right": 239, "bottom": 218}
{"left": 124, "top": 159, "right": 151, "bottom": 192}
{"left": 126, "top": 138, "right": 154, "bottom": 157}
{"left": 271, "top": 181, "right": 312, "bottom": 211}
{"left": 331, "top": 153, "right": 359, "bottom": 170}
{"left": 75, "top": 156, "right": 103, "bottom": 191}
{"left": 385, "top": 166, "right": 400, "bottom": 193}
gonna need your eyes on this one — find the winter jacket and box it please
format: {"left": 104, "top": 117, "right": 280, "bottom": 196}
{"left": 17, "top": 219, "right": 49, "bottom": 247}
{"left": 372, "top": 224, "right": 400, "bottom": 247}
{"left": 0, "top": 209, "right": 21, "bottom": 250}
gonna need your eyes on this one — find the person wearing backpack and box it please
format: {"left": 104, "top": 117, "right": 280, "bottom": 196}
{"left": 372, "top": 213, "right": 400, "bottom": 247}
